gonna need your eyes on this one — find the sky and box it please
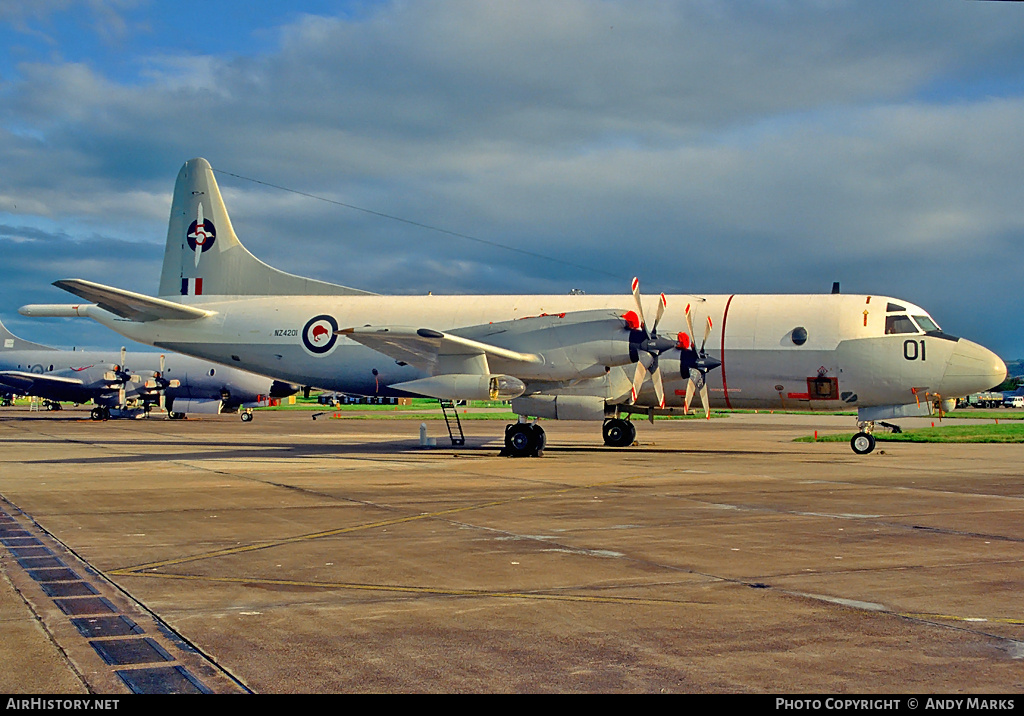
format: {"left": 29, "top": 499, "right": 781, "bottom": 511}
{"left": 1, "top": 0, "right": 1023, "bottom": 361}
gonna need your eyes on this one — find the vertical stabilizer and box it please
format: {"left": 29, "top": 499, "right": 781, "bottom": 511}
{"left": 158, "top": 158, "right": 374, "bottom": 298}
{"left": 0, "top": 318, "right": 57, "bottom": 352}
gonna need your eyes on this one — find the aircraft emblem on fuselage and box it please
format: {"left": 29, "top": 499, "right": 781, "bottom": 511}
{"left": 186, "top": 203, "right": 216, "bottom": 267}
{"left": 302, "top": 315, "right": 339, "bottom": 356}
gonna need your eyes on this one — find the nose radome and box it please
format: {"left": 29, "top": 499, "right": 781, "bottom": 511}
{"left": 940, "top": 339, "right": 1007, "bottom": 397}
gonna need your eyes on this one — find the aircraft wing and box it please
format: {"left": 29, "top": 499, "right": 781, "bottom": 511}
{"left": 52, "top": 279, "right": 214, "bottom": 322}
{"left": 338, "top": 326, "right": 544, "bottom": 373}
{"left": 0, "top": 371, "right": 84, "bottom": 393}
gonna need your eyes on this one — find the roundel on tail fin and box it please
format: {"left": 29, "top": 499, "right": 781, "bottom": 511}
{"left": 186, "top": 203, "right": 217, "bottom": 261}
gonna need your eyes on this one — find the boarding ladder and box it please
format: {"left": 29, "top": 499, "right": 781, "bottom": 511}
{"left": 439, "top": 399, "right": 466, "bottom": 447}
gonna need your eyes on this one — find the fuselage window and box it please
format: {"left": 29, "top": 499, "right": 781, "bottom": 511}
{"left": 913, "top": 315, "right": 940, "bottom": 332}
{"left": 885, "top": 315, "right": 918, "bottom": 335}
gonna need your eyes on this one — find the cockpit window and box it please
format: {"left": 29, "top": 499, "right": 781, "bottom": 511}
{"left": 913, "top": 315, "right": 940, "bottom": 332}
{"left": 885, "top": 315, "right": 918, "bottom": 335}
{"left": 886, "top": 302, "right": 906, "bottom": 312}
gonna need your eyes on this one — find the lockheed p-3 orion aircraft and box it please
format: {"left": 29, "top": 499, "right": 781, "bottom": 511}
{"left": 20, "top": 158, "right": 1006, "bottom": 455}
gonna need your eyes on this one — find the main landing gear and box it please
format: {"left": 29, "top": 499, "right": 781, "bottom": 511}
{"left": 602, "top": 417, "right": 636, "bottom": 448}
{"left": 501, "top": 421, "right": 546, "bottom": 458}
{"left": 501, "top": 416, "right": 640, "bottom": 457}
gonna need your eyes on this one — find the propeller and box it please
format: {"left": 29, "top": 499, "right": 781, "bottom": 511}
{"left": 622, "top": 279, "right": 724, "bottom": 417}
{"left": 680, "top": 304, "right": 720, "bottom": 419}
{"left": 627, "top": 278, "right": 674, "bottom": 408}
{"left": 142, "top": 354, "right": 180, "bottom": 411}
{"left": 102, "top": 346, "right": 141, "bottom": 408}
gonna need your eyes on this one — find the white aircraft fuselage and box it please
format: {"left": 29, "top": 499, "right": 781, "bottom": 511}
{"left": 54, "top": 292, "right": 998, "bottom": 417}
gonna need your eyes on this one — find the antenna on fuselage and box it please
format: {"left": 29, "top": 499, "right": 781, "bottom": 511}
{"left": 832, "top": 281, "right": 841, "bottom": 295}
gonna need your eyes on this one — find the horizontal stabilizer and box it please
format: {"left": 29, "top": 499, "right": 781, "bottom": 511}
{"left": 338, "top": 326, "right": 543, "bottom": 374}
{"left": 51, "top": 279, "right": 214, "bottom": 322}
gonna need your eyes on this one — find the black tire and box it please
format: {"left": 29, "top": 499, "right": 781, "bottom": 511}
{"left": 240, "top": 411, "right": 253, "bottom": 422}
{"left": 851, "top": 432, "right": 876, "bottom": 455}
{"left": 531, "top": 424, "right": 546, "bottom": 456}
{"left": 504, "top": 423, "right": 539, "bottom": 457}
{"left": 603, "top": 418, "right": 635, "bottom": 448}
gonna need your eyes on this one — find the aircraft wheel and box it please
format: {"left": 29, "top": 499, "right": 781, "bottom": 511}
{"left": 532, "top": 424, "right": 546, "bottom": 456}
{"left": 240, "top": 411, "right": 253, "bottom": 422}
{"left": 603, "top": 418, "right": 636, "bottom": 447}
{"left": 504, "top": 423, "right": 540, "bottom": 458}
{"left": 90, "top": 407, "right": 109, "bottom": 421}
{"left": 850, "top": 432, "right": 876, "bottom": 455}
{"left": 168, "top": 411, "right": 186, "bottom": 420}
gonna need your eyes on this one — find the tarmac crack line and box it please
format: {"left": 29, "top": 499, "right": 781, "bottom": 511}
{"left": 106, "top": 570, "right": 707, "bottom": 607}
{"left": 110, "top": 474, "right": 645, "bottom": 575}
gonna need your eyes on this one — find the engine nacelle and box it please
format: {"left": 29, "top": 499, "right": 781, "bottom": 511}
{"left": 390, "top": 374, "right": 527, "bottom": 401}
{"left": 170, "top": 397, "right": 223, "bottom": 414}
{"left": 511, "top": 395, "right": 606, "bottom": 421}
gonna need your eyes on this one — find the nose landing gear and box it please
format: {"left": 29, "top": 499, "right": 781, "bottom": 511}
{"left": 850, "top": 430, "right": 876, "bottom": 455}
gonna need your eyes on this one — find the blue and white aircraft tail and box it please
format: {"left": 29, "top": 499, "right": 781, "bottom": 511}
{"left": 158, "top": 158, "right": 372, "bottom": 299}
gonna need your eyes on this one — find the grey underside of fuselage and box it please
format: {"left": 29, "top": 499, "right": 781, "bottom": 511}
{"left": 155, "top": 340, "right": 856, "bottom": 413}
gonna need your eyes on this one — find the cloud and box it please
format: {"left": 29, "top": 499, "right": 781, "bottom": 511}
{"left": 1, "top": 1, "right": 1023, "bottom": 357}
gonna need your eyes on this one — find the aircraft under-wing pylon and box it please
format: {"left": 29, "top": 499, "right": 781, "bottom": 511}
{"left": 20, "top": 158, "right": 1007, "bottom": 454}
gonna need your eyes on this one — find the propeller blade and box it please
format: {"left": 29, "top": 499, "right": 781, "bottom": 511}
{"left": 701, "top": 316, "right": 713, "bottom": 351}
{"left": 696, "top": 381, "right": 712, "bottom": 419}
{"left": 118, "top": 387, "right": 126, "bottom": 407}
{"left": 699, "top": 381, "right": 710, "bottom": 419}
{"left": 630, "top": 277, "right": 646, "bottom": 330}
{"left": 652, "top": 293, "right": 667, "bottom": 335}
{"left": 652, "top": 365, "right": 665, "bottom": 409}
{"left": 684, "top": 304, "right": 696, "bottom": 348}
{"left": 684, "top": 375, "right": 695, "bottom": 414}
{"left": 630, "top": 360, "right": 648, "bottom": 404}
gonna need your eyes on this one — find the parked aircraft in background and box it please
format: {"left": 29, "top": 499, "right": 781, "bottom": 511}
{"left": 20, "top": 158, "right": 1006, "bottom": 454}
{"left": 0, "top": 317, "right": 297, "bottom": 420}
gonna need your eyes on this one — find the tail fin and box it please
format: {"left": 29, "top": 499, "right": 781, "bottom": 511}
{"left": 0, "top": 317, "right": 57, "bottom": 352}
{"left": 158, "top": 158, "right": 374, "bottom": 298}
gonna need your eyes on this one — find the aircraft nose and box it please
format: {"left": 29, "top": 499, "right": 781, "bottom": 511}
{"left": 940, "top": 339, "right": 1007, "bottom": 397}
